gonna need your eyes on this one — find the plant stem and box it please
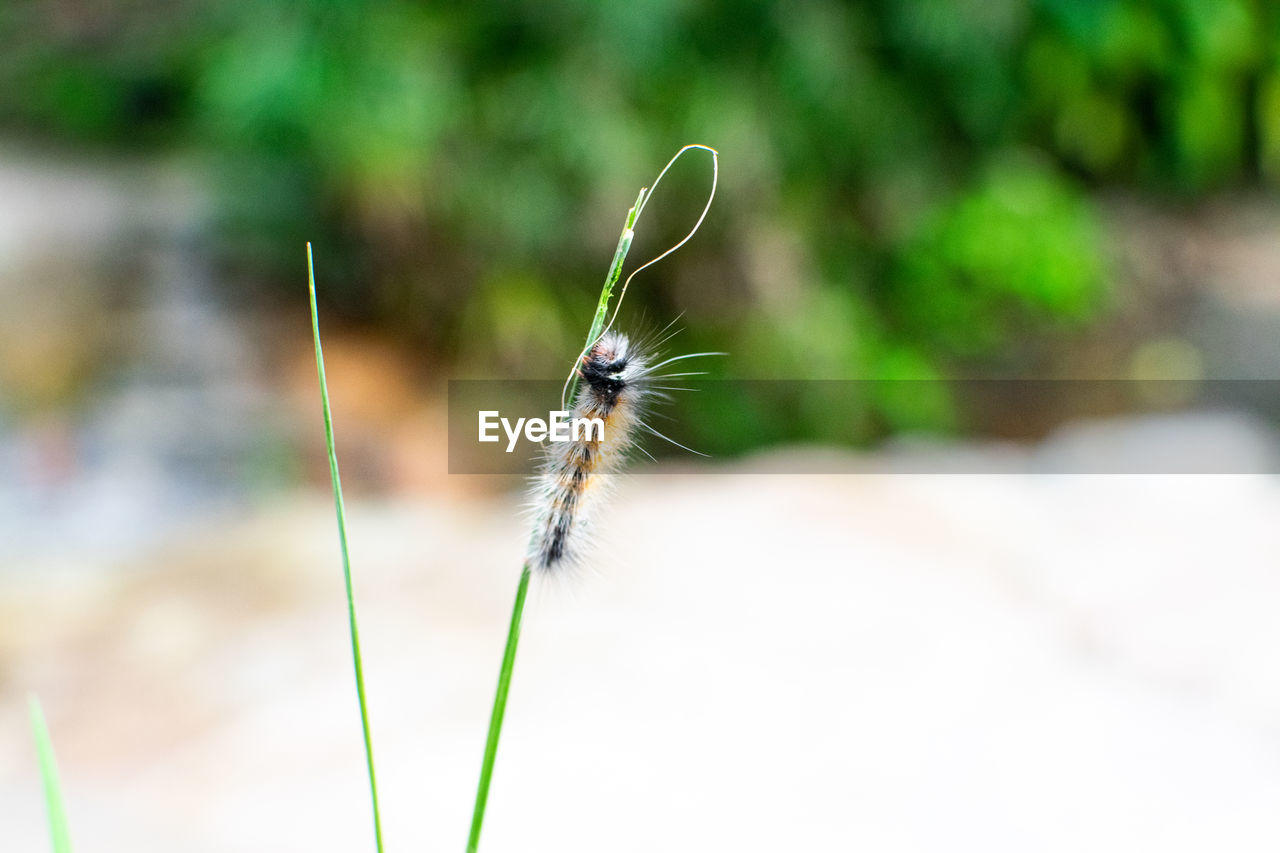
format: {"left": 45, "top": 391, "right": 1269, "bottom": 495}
{"left": 28, "top": 696, "right": 73, "bottom": 853}
{"left": 467, "top": 146, "right": 715, "bottom": 851}
{"left": 467, "top": 195, "right": 642, "bottom": 853}
{"left": 308, "top": 243, "right": 385, "bottom": 853}
{"left": 466, "top": 564, "right": 532, "bottom": 853}
{"left": 564, "top": 188, "right": 645, "bottom": 407}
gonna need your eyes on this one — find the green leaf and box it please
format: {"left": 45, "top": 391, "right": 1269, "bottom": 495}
{"left": 308, "top": 244, "right": 385, "bottom": 853}
{"left": 28, "top": 696, "right": 73, "bottom": 853}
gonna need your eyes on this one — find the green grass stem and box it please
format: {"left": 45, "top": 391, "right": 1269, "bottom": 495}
{"left": 308, "top": 243, "right": 385, "bottom": 853}
{"left": 467, "top": 144, "right": 716, "bottom": 852}
{"left": 467, "top": 191, "right": 643, "bottom": 853}
{"left": 465, "top": 564, "right": 531, "bottom": 853}
{"left": 28, "top": 696, "right": 73, "bottom": 853}
{"left": 562, "top": 188, "right": 644, "bottom": 409}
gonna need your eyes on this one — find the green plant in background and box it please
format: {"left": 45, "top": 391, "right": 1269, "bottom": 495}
{"left": 4, "top": 0, "right": 1277, "bottom": 444}
{"left": 29, "top": 696, "right": 74, "bottom": 853}
{"left": 892, "top": 156, "right": 1105, "bottom": 358}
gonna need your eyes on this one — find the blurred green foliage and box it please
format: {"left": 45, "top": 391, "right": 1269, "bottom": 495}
{"left": 2, "top": 0, "right": 1277, "bottom": 450}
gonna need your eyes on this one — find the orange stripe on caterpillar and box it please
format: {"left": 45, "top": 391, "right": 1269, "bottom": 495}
{"left": 528, "top": 331, "right": 652, "bottom": 572}
{"left": 527, "top": 328, "right": 721, "bottom": 573}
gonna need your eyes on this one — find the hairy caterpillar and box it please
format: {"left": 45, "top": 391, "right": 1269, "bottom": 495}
{"left": 527, "top": 329, "right": 710, "bottom": 573}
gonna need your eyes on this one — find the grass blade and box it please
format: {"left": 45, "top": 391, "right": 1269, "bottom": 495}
{"left": 28, "top": 696, "right": 73, "bottom": 853}
{"left": 308, "top": 243, "right": 385, "bottom": 853}
{"left": 561, "top": 144, "right": 718, "bottom": 409}
{"left": 466, "top": 190, "right": 642, "bottom": 852}
{"left": 561, "top": 188, "right": 644, "bottom": 409}
{"left": 468, "top": 146, "right": 717, "bottom": 851}
{"left": 466, "top": 564, "right": 531, "bottom": 853}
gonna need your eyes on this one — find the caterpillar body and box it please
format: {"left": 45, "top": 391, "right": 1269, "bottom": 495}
{"left": 527, "top": 330, "right": 706, "bottom": 573}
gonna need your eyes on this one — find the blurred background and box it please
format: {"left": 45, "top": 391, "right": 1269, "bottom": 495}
{"left": 3, "top": 1, "right": 1280, "bottom": 850}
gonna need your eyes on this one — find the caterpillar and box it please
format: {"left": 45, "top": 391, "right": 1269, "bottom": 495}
{"left": 527, "top": 329, "right": 711, "bottom": 573}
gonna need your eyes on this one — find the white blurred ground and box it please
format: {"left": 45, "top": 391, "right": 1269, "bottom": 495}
{"left": 3, "top": 445, "right": 1280, "bottom": 852}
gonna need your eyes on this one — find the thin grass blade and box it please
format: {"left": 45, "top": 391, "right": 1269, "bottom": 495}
{"left": 466, "top": 565, "right": 532, "bottom": 853}
{"left": 470, "top": 146, "right": 717, "bottom": 852}
{"left": 308, "top": 243, "right": 385, "bottom": 853}
{"left": 472, "top": 190, "right": 645, "bottom": 853}
{"left": 28, "top": 696, "right": 73, "bottom": 853}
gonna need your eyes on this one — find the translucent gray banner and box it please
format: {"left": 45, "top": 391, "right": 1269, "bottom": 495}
{"left": 447, "top": 380, "right": 1280, "bottom": 474}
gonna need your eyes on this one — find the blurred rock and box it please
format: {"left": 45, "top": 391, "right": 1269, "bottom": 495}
{"left": 0, "top": 148, "right": 295, "bottom": 570}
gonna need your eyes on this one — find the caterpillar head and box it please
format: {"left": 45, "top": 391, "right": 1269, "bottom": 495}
{"left": 580, "top": 332, "right": 638, "bottom": 408}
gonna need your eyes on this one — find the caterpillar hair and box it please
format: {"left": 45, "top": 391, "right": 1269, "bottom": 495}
{"left": 527, "top": 329, "right": 715, "bottom": 573}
